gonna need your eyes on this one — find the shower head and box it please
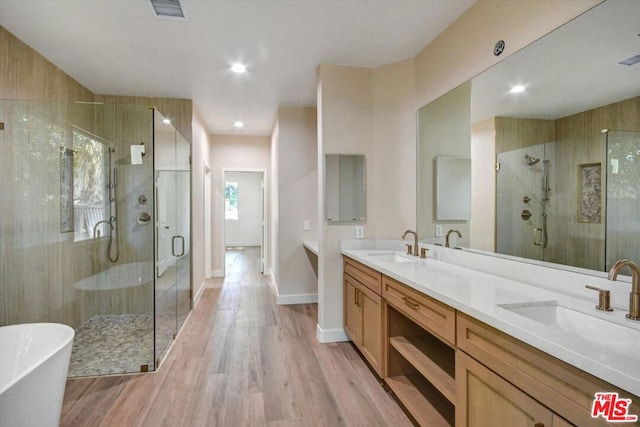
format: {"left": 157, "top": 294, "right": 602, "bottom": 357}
{"left": 524, "top": 154, "right": 540, "bottom": 166}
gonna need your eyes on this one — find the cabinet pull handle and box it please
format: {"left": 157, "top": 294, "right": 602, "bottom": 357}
{"left": 357, "top": 289, "right": 362, "bottom": 307}
{"left": 354, "top": 287, "right": 359, "bottom": 306}
{"left": 533, "top": 423, "right": 544, "bottom": 427}
{"left": 402, "top": 296, "right": 419, "bottom": 309}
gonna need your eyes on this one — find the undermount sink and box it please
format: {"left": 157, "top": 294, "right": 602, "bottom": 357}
{"left": 366, "top": 252, "right": 417, "bottom": 263}
{"left": 499, "top": 301, "right": 640, "bottom": 356}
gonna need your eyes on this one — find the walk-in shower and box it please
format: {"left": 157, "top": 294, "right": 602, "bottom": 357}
{"left": 497, "top": 143, "right": 553, "bottom": 261}
{"left": 0, "top": 100, "right": 191, "bottom": 376}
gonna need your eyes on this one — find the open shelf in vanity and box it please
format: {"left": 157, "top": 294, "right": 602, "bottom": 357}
{"left": 384, "top": 276, "right": 456, "bottom": 427}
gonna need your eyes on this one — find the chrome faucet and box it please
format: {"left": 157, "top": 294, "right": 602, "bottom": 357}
{"left": 608, "top": 259, "right": 640, "bottom": 320}
{"left": 402, "top": 230, "right": 419, "bottom": 257}
{"left": 445, "top": 229, "right": 462, "bottom": 248}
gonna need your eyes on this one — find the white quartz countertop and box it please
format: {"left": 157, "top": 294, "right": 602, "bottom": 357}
{"left": 342, "top": 247, "right": 640, "bottom": 397}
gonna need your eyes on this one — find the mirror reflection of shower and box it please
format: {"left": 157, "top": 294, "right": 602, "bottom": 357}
{"left": 538, "top": 159, "right": 550, "bottom": 248}
{"left": 497, "top": 143, "right": 553, "bottom": 261}
{"left": 524, "top": 154, "right": 540, "bottom": 166}
{"left": 92, "top": 147, "right": 119, "bottom": 263}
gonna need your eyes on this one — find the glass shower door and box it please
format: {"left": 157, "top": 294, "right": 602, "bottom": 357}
{"left": 606, "top": 130, "right": 640, "bottom": 272}
{"left": 154, "top": 110, "right": 178, "bottom": 364}
{"left": 496, "top": 144, "right": 546, "bottom": 260}
{"left": 153, "top": 110, "right": 191, "bottom": 365}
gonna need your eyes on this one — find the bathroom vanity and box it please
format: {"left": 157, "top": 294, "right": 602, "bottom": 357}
{"left": 342, "top": 245, "right": 640, "bottom": 426}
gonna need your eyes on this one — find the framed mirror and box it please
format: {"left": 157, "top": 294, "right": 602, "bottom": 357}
{"left": 417, "top": 0, "right": 640, "bottom": 274}
{"left": 326, "top": 154, "right": 366, "bottom": 223}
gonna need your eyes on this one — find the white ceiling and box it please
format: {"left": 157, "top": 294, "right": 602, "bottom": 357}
{"left": 0, "top": 0, "right": 475, "bottom": 136}
{"left": 471, "top": 0, "right": 640, "bottom": 124}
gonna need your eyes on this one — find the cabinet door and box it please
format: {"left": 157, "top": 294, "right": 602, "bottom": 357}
{"left": 457, "top": 351, "right": 553, "bottom": 427}
{"left": 359, "top": 284, "right": 382, "bottom": 376}
{"left": 344, "top": 275, "right": 362, "bottom": 344}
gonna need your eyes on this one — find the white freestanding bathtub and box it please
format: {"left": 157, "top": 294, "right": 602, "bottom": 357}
{"left": 0, "top": 323, "right": 75, "bottom": 427}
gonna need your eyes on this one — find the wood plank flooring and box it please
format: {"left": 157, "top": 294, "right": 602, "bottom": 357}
{"left": 61, "top": 247, "right": 411, "bottom": 426}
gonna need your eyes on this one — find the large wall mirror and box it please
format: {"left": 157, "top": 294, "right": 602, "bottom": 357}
{"left": 417, "top": 0, "right": 640, "bottom": 274}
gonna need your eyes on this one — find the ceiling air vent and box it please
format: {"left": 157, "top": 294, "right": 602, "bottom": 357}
{"left": 618, "top": 54, "right": 640, "bottom": 67}
{"left": 149, "top": 0, "right": 187, "bottom": 20}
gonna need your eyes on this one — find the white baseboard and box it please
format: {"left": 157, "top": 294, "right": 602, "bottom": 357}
{"left": 193, "top": 281, "right": 206, "bottom": 307}
{"left": 268, "top": 272, "right": 318, "bottom": 305}
{"left": 316, "top": 325, "right": 349, "bottom": 343}
{"left": 276, "top": 293, "right": 318, "bottom": 305}
{"left": 211, "top": 269, "right": 224, "bottom": 278}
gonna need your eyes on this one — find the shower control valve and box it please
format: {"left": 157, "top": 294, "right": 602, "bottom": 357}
{"left": 523, "top": 196, "right": 531, "bottom": 204}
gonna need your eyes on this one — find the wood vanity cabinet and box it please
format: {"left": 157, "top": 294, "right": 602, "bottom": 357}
{"left": 342, "top": 258, "right": 640, "bottom": 426}
{"left": 457, "top": 350, "right": 557, "bottom": 426}
{"left": 457, "top": 313, "right": 640, "bottom": 427}
{"left": 343, "top": 257, "right": 383, "bottom": 376}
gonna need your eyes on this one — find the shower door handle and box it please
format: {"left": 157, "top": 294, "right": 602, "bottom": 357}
{"left": 172, "top": 235, "right": 185, "bottom": 257}
{"left": 171, "top": 236, "right": 178, "bottom": 257}
{"left": 177, "top": 235, "right": 185, "bottom": 257}
{"left": 533, "top": 228, "right": 544, "bottom": 246}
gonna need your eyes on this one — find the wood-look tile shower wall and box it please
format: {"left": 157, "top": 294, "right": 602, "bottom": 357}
{"left": 0, "top": 25, "right": 193, "bottom": 328}
{"left": 493, "top": 96, "right": 640, "bottom": 271}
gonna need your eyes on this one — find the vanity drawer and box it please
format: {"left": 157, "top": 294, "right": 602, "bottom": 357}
{"left": 344, "top": 256, "right": 382, "bottom": 295}
{"left": 382, "top": 275, "right": 456, "bottom": 346}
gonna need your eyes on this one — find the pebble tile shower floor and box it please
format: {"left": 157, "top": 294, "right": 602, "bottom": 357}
{"left": 68, "top": 315, "right": 154, "bottom": 377}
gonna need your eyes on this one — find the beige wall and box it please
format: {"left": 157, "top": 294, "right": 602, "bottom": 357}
{"left": 271, "top": 107, "right": 318, "bottom": 302}
{"left": 209, "top": 134, "right": 271, "bottom": 276}
{"left": 191, "top": 107, "right": 211, "bottom": 304}
{"left": 316, "top": 0, "right": 601, "bottom": 340}
{"left": 371, "top": 59, "right": 417, "bottom": 238}
{"left": 317, "top": 65, "right": 373, "bottom": 338}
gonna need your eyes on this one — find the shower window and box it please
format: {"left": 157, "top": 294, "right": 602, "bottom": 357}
{"left": 71, "top": 129, "right": 108, "bottom": 241}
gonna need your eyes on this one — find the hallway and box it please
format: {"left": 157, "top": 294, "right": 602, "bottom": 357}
{"left": 60, "top": 247, "right": 411, "bottom": 426}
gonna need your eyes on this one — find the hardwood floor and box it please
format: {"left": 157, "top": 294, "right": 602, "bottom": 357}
{"left": 61, "top": 247, "right": 411, "bottom": 426}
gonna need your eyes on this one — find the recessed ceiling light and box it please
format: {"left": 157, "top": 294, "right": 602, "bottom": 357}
{"left": 509, "top": 85, "right": 526, "bottom": 94}
{"left": 162, "top": 118, "right": 171, "bottom": 124}
{"left": 231, "top": 63, "right": 247, "bottom": 74}
{"left": 234, "top": 120, "right": 244, "bottom": 128}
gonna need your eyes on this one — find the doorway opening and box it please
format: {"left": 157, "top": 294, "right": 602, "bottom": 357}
{"left": 222, "top": 170, "right": 266, "bottom": 275}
